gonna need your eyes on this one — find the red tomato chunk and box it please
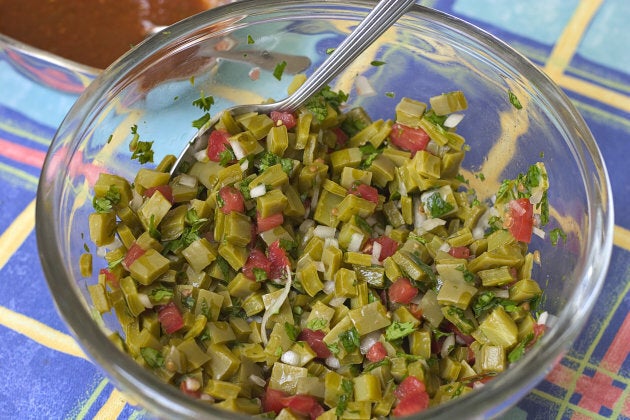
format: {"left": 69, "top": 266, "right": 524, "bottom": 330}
{"left": 267, "top": 240, "right": 290, "bottom": 279}
{"left": 388, "top": 277, "right": 419, "bottom": 304}
{"left": 348, "top": 183, "right": 379, "bottom": 204}
{"left": 366, "top": 341, "right": 387, "bottom": 362}
{"left": 507, "top": 198, "right": 534, "bottom": 243}
{"left": 122, "top": 243, "right": 145, "bottom": 270}
{"left": 158, "top": 302, "right": 184, "bottom": 334}
{"left": 218, "top": 186, "right": 245, "bottom": 214}
{"left": 389, "top": 122, "right": 430, "bottom": 156}
{"left": 242, "top": 248, "right": 272, "bottom": 281}
{"left": 298, "top": 328, "right": 331, "bottom": 359}
{"left": 270, "top": 111, "right": 297, "bottom": 130}
{"left": 392, "top": 376, "right": 430, "bottom": 417}
{"left": 144, "top": 184, "right": 174, "bottom": 204}
{"left": 206, "top": 129, "right": 231, "bottom": 162}
{"left": 257, "top": 212, "right": 284, "bottom": 233}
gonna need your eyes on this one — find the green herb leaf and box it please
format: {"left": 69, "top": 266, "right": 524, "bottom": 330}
{"left": 370, "top": 60, "right": 386, "bottom": 66}
{"left": 284, "top": 322, "right": 300, "bottom": 341}
{"left": 305, "top": 85, "right": 348, "bottom": 121}
{"left": 140, "top": 347, "right": 164, "bottom": 368}
{"left": 257, "top": 151, "right": 294, "bottom": 174}
{"left": 385, "top": 321, "right": 415, "bottom": 341}
{"left": 192, "top": 92, "right": 215, "bottom": 111}
{"left": 253, "top": 267, "right": 268, "bottom": 282}
{"left": 424, "top": 191, "right": 454, "bottom": 218}
{"left": 219, "top": 148, "right": 236, "bottom": 167}
{"left": 326, "top": 47, "right": 336, "bottom": 55}
{"left": 247, "top": 34, "right": 255, "bottom": 44}
{"left": 549, "top": 227, "right": 567, "bottom": 246}
{"left": 151, "top": 287, "right": 174, "bottom": 303}
{"left": 306, "top": 317, "right": 327, "bottom": 331}
{"left": 508, "top": 90, "right": 523, "bottom": 110}
{"left": 336, "top": 379, "right": 354, "bottom": 416}
{"left": 508, "top": 332, "right": 534, "bottom": 362}
{"left": 354, "top": 215, "right": 372, "bottom": 234}
{"left": 339, "top": 327, "right": 360, "bottom": 353}
{"left": 273, "top": 60, "right": 287, "bottom": 81}
{"left": 192, "top": 113, "right": 211, "bottom": 130}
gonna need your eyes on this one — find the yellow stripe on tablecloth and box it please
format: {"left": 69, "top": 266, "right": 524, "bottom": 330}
{"left": 0, "top": 306, "right": 86, "bottom": 359}
{"left": 614, "top": 225, "right": 630, "bottom": 252}
{"left": 558, "top": 73, "right": 630, "bottom": 114}
{"left": 544, "top": 0, "right": 604, "bottom": 80}
{"left": 93, "top": 388, "right": 128, "bottom": 419}
{"left": 0, "top": 198, "right": 36, "bottom": 271}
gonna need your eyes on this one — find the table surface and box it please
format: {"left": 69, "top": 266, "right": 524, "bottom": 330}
{"left": 1, "top": 1, "right": 629, "bottom": 418}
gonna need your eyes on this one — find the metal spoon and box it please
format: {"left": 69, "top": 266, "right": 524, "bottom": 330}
{"left": 172, "top": 0, "right": 417, "bottom": 173}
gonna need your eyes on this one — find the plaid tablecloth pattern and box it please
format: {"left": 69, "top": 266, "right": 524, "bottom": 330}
{"left": 0, "top": 1, "right": 629, "bottom": 418}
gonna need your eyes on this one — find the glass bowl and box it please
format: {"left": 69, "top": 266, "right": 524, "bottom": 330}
{"left": 36, "top": 0, "right": 614, "bottom": 418}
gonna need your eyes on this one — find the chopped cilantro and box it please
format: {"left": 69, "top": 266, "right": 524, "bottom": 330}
{"left": 257, "top": 151, "right": 293, "bottom": 174}
{"left": 92, "top": 197, "right": 113, "bottom": 213}
{"left": 508, "top": 332, "right": 534, "bottom": 362}
{"left": 192, "top": 113, "right": 210, "bottom": 130}
{"left": 151, "top": 287, "right": 174, "bottom": 303}
{"left": 385, "top": 321, "right": 415, "bottom": 341}
{"left": 508, "top": 90, "right": 523, "bottom": 110}
{"left": 306, "top": 317, "right": 327, "bottom": 331}
{"left": 385, "top": 91, "right": 395, "bottom": 98}
{"left": 339, "top": 327, "right": 360, "bottom": 353}
{"left": 305, "top": 85, "right": 348, "bottom": 121}
{"left": 140, "top": 347, "right": 164, "bottom": 368}
{"left": 336, "top": 378, "right": 354, "bottom": 416}
{"left": 424, "top": 191, "right": 454, "bottom": 218}
{"left": 370, "top": 60, "right": 386, "bottom": 66}
{"left": 247, "top": 34, "right": 255, "bottom": 44}
{"left": 253, "top": 268, "right": 268, "bottom": 282}
{"left": 192, "top": 92, "right": 214, "bottom": 111}
{"left": 354, "top": 215, "right": 372, "bottom": 234}
{"left": 148, "top": 214, "right": 161, "bottom": 240}
{"left": 216, "top": 256, "right": 231, "bottom": 281}
{"left": 549, "top": 227, "right": 567, "bottom": 246}
{"left": 128, "top": 125, "right": 154, "bottom": 164}
{"left": 181, "top": 294, "right": 195, "bottom": 309}
{"left": 272, "top": 60, "right": 287, "bottom": 81}
{"left": 219, "top": 148, "right": 236, "bottom": 167}
{"left": 476, "top": 172, "right": 486, "bottom": 181}
{"left": 326, "top": 47, "right": 336, "bottom": 55}
{"left": 284, "top": 322, "right": 300, "bottom": 341}
{"left": 359, "top": 143, "right": 382, "bottom": 169}
{"left": 326, "top": 342, "right": 340, "bottom": 355}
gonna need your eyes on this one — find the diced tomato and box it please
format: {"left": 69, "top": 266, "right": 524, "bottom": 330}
{"left": 348, "top": 183, "right": 379, "bottom": 204}
{"left": 388, "top": 277, "right": 419, "bottom": 304}
{"left": 374, "top": 236, "right": 398, "bottom": 261}
{"left": 448, "top": 246, "right": 470, "bottom": 259}
{"left": 257, "top": 212, "right": 284, "bottom": 233}
{"left": 408, "top": 303, "right": 423, "bottom": 320}
{"left": 298, "top": 328, "right": 331, "bottom": 359}
{"left": 144, "top": 184, "right": 174, "bottom": 204}
{"left": 392, "top": 376, "right": 429, "bottom": 417}
{"left": 366, "top": 341, "right": 388, "bottom": 362}
{"left": 179, "top": 379, "right": 201, "bottom": 399}
{"left": 267, "top": 240, "right": 291, "bottom": 279}
{"left": 122, "top": 243, "right": 145, "bottom": 270}
{"left": 392, "top": 393, "right": 430, "bottom": 417}
{"left": 331, "top": 127, "right": 348, "bottom": 146}
{"left": 270, "top": 111, "right": 297, "bottom": 130}
{"left": 389, "top": 122, "right": 430, "bottom": 156}
{"left": 218, "top": 186, "right": 245, "bottom": 214}
{"left": 242, "top": 248, "right": 272, "bottom": 281}
{"left": 280, "top": 395, "right": 325, "bottom": 419}
{"left": 394, "top": 375, "right": 426, "bottom": 400}
{"left": 99, "top": 268, "right": 119, "bottom": 288}
{"left": 506, "top": 198, "right": 534, "bottom": 243}
{"left": 158, "top": 302, "right": 184, "bottom": 334}
{"left": 262, "top": 387, "right": 288, "bottom": 414}
{"left": 206, "top": 129, "right": 232, "bottom": 162}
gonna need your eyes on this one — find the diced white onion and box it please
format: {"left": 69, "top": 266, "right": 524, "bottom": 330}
{"left": 316, "top": 261, "right": 326, "bottom": 272}
{"left": 184, "top": 377, "right": 201, "bottom": 391}
{"left": 96, "top": 236, "right": 122, "bottom": 258}
{"left": 355, "top": 75, "right": 376, "bottom": 97}
{"left": 472, "top": 226, "right": 485, "bottom": 240}
{"left": 240, "top": 159, "right": 249, "bottom": 171}
{"left": 439, "top": 242, "right": 451, "bottom": 253}
{"left": 347, "top": 233, "right": 364, "bottom": 252}
{"left": 137, "top": 293, "right": 153, "bottom": 309}
{"left": 248, "top": 67, "right": 261, "bottom": 81}
{"left": 530, "top": 188, "right": 544, "bottom": 205}
{"left": 533, "top": 226, "right": 546, "bottom": 239}
{"left": 281, "top": 350, "right": 301, "bottom": 366}
{"left": 493, "top": 289, "right": 510, "bottom": 299}
{"left": 420, "top": 218, "right": 446, "bottom": 232}
{"left": 384, "top": 225, "right": 393, "bottom": 236}
{"left": 314, "top": 225, "right": 337, "bottom": 239}
{"left": 249, "top": 374, "right": 267, "bottom": 387}
{"left": 178, "top": 173, "right": 197, "bottom": 188}
{"left": 324, "top": 238, "right": 340, "bottom": 249}
{"left": 261, "top": 268, "right": 292, "bottom": 346}
{"left": 129, "top": 189, "right": 144, "bottom": 211}
{"left": 413, "top": 197, "right": 426, "bottom": 229}
{"left": 328, "top": 296, "right": 346, "bottom": 307}
{"left": 193, "top": 148, "right": 208, "bottom": 162}
{"left": 537, "top": 311, "right": 549, "bottom": 325}
{"left": 440, "top": 334, "right": 455, "bottom": 358}
{"left": 371, "top": 241, "right": 382, "bottom": 265}
{"left": 472, "top": 381, "right": 485, "bottom": 390}
{"left": 323, "top": 281, "right": 335, "bottom": 295}
{"left": 359, "top": 331, "right": 381, "bottom": 355}
{"left": 326, "top": 356, "right": 341, "bottom": 369}
{"left": 443, "top": 113, "right": 465, "bottom": 128}
{"left": 229, "top": 140, "right": 246, "bottom": 160}
{"left": 249, "top": 184, "right": 267, "bottom": 198}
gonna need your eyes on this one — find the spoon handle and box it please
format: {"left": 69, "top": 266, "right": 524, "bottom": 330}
{"left": 279, "top": 0, "right": 417, "bottom": 111}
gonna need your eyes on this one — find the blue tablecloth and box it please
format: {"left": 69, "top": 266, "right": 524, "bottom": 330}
{"left": 1, "top": 1, "right": 629, "bottom": 418}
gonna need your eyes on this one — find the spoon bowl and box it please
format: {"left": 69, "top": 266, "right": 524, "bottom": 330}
{"left": 171, "top": 0, "right": 416, "bottom": 173}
